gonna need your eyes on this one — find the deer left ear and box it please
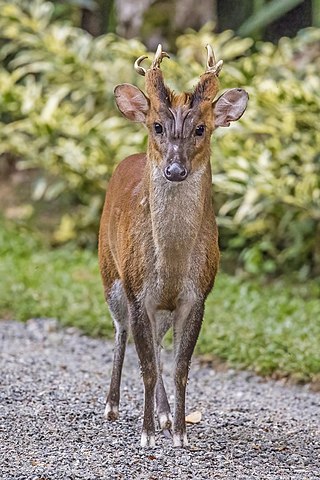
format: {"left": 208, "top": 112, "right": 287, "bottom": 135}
{"left": 114, "top": 83, "right": 149, "bottom": 123}
{"left": 213, "top": 88, "right": 248, "bottom": 128}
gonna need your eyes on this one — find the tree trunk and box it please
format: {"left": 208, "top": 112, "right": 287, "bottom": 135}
{"left": 174, "top": 0, "right": 217, "bottom": 32}
{"left": 81, "top": 8, "right": 100, "bottom": 36}
{"left": 81, "top": 0, "right": 114, "bottom": 36}
{"left": 115, "top": 0, "right": 154, "bottom": 38}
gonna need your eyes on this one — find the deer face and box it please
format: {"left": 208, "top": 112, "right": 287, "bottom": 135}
{"left": 144, "top": 102, "right": 213, "bottom": 182}
{"left": 114, "top": 45, "right": 248, "bottom": 183}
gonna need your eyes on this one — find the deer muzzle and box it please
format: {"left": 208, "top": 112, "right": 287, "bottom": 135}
{"left": 164, "top": 162, "right": 188, "bottom": 182}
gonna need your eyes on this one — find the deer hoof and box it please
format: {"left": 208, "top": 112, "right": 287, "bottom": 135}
{"left": 141, "top": 431, "right": 156, "bottom": 447}
{"left": 173, "top": 432, "right": 189, "bottom": 448}
{"left": 104, "top": 403, "right": 119, "bottom": 421}
{"left": 158, "top": 412, "right": 173, "bottom": 431}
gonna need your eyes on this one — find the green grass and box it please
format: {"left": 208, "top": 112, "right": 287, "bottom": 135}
{"left": 0, "top": 220, "right": 113, "bottom": 338}
{"left": 203, "top": 276, "right": 320, "bottom": 383}
{"left": 1, "top": 219, "right": 320, "bottom": 384}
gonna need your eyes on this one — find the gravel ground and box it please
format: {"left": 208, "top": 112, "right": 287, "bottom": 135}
{"left": 0, "top": 319, "right": 319, "bottom": 480}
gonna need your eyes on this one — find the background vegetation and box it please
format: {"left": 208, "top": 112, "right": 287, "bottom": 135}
{"left": 1, "top": 0, "right": 319, "bottom": 274}
{"left": 0, "top": 0, "right": 319, "bottom": 384}
{"left": 2, "top": 219, "right": 319, "bottom": 385}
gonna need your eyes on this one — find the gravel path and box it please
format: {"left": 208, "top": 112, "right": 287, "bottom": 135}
{"left": 1, "top": 319, "right": 319, "bottom": 480}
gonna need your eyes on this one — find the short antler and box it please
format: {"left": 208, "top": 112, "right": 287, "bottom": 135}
{"left": 134, "top": 44, "right": 171, "bottom": 107}
{"left": 134, "top": 55, "right": 149, "bottom": 76}
{"left": 152, "top": 44, "right": 170, "bottom": 69}
{"left": 205, "top": 45, "right": 223, "bottom": 76}
{"left": 134, "top": 44, "right": 170, "bottom": 76}
{"left": 191, "top": 45, "right": 223, "bottom": 106}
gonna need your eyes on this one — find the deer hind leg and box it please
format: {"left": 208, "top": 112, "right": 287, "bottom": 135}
{"left": 104, "top": 279, "right": 129, "bottom": 421}
{"left": 173, "top": 299, "right": 204, "bottom": 447}
{"left": 130, "top": 301, "right": 158, "bottom": 447}
{"left": 155, "top": 311, "right": 172, "bottom": 431}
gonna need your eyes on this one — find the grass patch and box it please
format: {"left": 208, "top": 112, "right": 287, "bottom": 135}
{"left": 202, "top": 276, "right": 320, "bottom": 383}
{"left": 1, "top": 219, "right": 320, "bottom": 384}
{"left": 0, "top": 219, "right": 112, "bottom": 337}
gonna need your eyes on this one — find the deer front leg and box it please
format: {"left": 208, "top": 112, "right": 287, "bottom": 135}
{"left": 105, "top": 280, "right": 129, "bottom": 421}
{"left": 105, "top": 323, "right": 128, "bottom": 420}
{"left": 156, "top": 347, "right": 172, "bottom": 431}
{"left": 173, "top": 299, "right": 204, "bottom": 447}
{"left": 130, "top": 302, "right": 157, "bottom": 447}
{"left": 155, "top": 312, "right": 172, "bottom": 431}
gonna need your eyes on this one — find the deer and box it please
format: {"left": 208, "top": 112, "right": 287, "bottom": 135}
{"left": 98, "top": 44, "right": 248, "bottom": 447}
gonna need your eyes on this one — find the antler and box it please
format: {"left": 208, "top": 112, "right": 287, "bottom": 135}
{"left": 191, "top": 45, "right": 222, "bottom": 106}
{"left": 152, "top": 44, "right": 170, "bottom": 69}
{"left": 134, "top": 44, "right": 170, "bottom": 76}
{"left": 134, "top": 55, "right": 149, "bottom": 76}
{"left": 205, "top": 45, "right": 223, "bottom": 77}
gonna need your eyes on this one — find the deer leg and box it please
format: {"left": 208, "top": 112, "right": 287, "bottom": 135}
{"left": 104, "top": 280, "right": 129, "bottom": 421}
{"left": 130, "top": 301, "right": 157, "bottom": 447}
{"left": 172, "top": 299, "right": 204, "bottom": 447}
{"left": 155, "top": 312, "right": 172, "bottom": 431}
{"left": 156, "top": 349, "right": 172, "bottom": 431}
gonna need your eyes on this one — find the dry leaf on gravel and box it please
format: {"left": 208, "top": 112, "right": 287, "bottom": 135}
{"left": 185, "top": 411, "right": 202, "bottom": 424}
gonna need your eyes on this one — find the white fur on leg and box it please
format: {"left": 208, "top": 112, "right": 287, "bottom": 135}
{"left": 173, "top": 432, "right": 188, "bottom": 448}
{"left": 158, "top": 412, "right": 173, "bottom": 430}
{"left": 104, "top": 403, "right": 119, "bottom": 421}
{"left": 141, "top": 431, "right": 156, "bottom": 447}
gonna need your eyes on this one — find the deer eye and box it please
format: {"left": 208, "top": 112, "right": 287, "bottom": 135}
{"left": 195, "top": 125, "right": 205, "bottom": 136}
{"left": 154, "top": 123, "right": 163, "bottom": 134}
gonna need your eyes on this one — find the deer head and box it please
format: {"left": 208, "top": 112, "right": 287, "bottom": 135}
{"left": 114, "top": 44, "right": 248, "bottom": 182}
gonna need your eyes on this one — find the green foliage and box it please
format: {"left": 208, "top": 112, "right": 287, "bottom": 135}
{"left": 238, "top": 0, "right": 305, "bottom": 37}
{"left": 0, "top": 0, "right": 319, "bottom": 274}
{"left": 203, "top": 275, "right": 320, "bottom": 382}
{"left": 0, "top": 0, "right": 148, "bottom": 243}
{"left": 0, "top": 217, "right": 113, "bottom": 336}
{"left": 1, "top": 219, "right": 319, "bottom": 383}
{"left": 214, "top": 28, "right": 320, "bottom": 275}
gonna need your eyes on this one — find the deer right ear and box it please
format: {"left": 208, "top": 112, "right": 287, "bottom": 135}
{"left": 114, "top": 84, "right": 149, "bottom": 123}
{"left": 213, "top": 88, "right": 248, "bottom": 128}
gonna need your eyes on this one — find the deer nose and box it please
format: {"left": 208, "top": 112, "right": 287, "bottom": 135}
{"left": 164, "top": 163, "right": 188, "bottom": 182}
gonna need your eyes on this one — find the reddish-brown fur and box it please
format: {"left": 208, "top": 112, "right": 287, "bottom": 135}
{"left": 99, "top": 153, "right": 149, "bottom": 298}
{"left": 98, "top": 46, "right": 248, "bottom": 447}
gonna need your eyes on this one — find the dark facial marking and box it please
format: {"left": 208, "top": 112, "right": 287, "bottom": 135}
{"left": 167, "top": 107, "right": 192, "bottom": 139}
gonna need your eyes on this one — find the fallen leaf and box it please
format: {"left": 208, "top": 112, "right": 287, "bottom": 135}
{"left": 185, "top": 411, "right": 202, "bottom": 424}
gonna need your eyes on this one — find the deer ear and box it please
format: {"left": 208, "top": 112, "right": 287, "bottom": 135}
{"left": 213, "top": 88, "right": 248, "bottom": 128}
{"left": 114, "top": 83, "right": 149, "bottom": 123}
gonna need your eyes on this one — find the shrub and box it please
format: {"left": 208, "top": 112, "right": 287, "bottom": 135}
{"left": 0, "top": 0, "right": 148, "bottom": 244}
{"left": 214, "top": 29, "right": 320, "bottom": 275}
{"left": 0, "top": 0, "right": 319, "bottom": 274}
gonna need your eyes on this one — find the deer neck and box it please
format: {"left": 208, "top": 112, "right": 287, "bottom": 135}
{"left": 144, "top": 156, "right": 212, "bottom": 280}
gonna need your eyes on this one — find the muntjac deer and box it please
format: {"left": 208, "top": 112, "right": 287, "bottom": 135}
{"left": 99, "top": 45, "right": 248, "bottom": 447}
